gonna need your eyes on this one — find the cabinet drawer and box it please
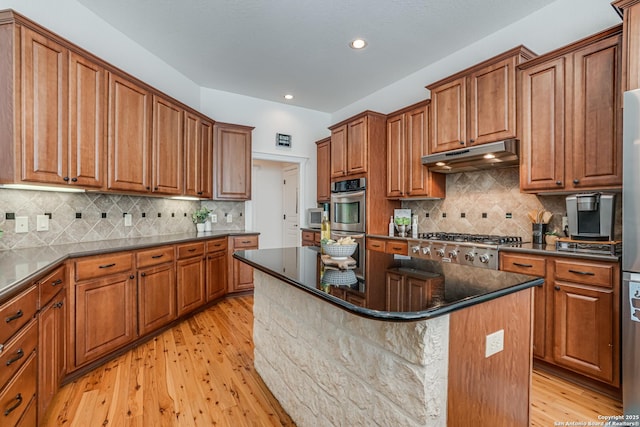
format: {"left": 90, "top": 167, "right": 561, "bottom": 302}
{"left": 206, "top": 238, "right": 228, "bottom": 253}
{"left": 366, "top": 238, "right": 386, "bottom": 253}
{"left": 500, "top": 253, "right": 546, "bottom": 276}
{"left": 176, "top": 242, "right": 205, "bottom": 259}
{"left": 0, "top": 286, "right": 38, "bottom": 345}
{"left": 386, "top": 241, "right": 408, "bottom": 255}
{"left": 0, "top": 320, "right": 37, "bottom": 391}
{"left": 0, "top": 352, "right": 36, "bottom": 427}
{"left": 232, "top": 235, "right": 258, "bottom": 249}
{"left": 301, "top": 231, "right": 314, "bottom": 242}
{"left": 313, "top": 232, "right": 321, "bottom": 245}
{"left": 38, "top": 265, "right": 66, "bottom": 307}
{"left": 74, "top": 252, "right": 134, "bottom": 281}
{"left": 136, "top": 245, "right": 175, "bottom": 268}
{"left": 554, "top": 259, "right": 615, "bottom": 288}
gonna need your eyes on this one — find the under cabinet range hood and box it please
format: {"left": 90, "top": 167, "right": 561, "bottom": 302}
{"left": 421, "top": 139, "right": 519, "bottom": 173}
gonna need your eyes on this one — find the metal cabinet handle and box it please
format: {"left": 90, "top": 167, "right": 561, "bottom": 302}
{"left": 151, "top": 254, "right": 164, "bottom": 259}
{"left": 6, "top": 349, "right": 24, "bottom": 366}
{"left": 554, "top": 286, "right": 561, "bottom": 291}
{"left": 568, "top": 269, "right": 595, "bottom": 276}
{"left": 556, "top": 181, "right": 562, "bottom": 186}
{"left": 5, "top": 310, "right": 23, "bottom": 323}
{"left": 513, "top": 262, "right": 533, "bottom": 268}
{"left": 51, "top": 279, "right": 63, "bottom": 286}
{"left": 459, "top": 141, "right": 465, "bottom": 145}
{"left": 573, "top": 179, "right": 580, "bottom": 184}
{"left": 129, "top": 275, "right": 135, "bottom": 280}
{"left": 241, "top": 240, "right": 251, "bottom": 244}
{"left": 71, "top": 177, "right": 78, "bottom": 182}
{"left": 188, "top": 248, "right": 197, "bottom": 252}
{"left": 4, "top": 393, "right": 22, "bottom": 416}
{"left": 469, "top": 139, "right": 475, "bottom": 143}
{"left": 99, "top": 263, "right": 116, "bottom": 269}
{"left": 141, "top": 272, "right": 146, "bottom": 277}
{"left": 54, "top": 301, "right": 64, "bottom": 309}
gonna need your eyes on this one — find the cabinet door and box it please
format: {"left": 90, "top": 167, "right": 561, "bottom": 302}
{"left": 570, "top": 34, "right": 622, "bottom": 189}
{"left": 347, "top": 116, "right": 368, "bottom": 174}
{"left": 316, "top": 138, "right": 331, "bottom": 203}
{"left": 519, "top": 57, "right": 567, "bottom": 192}
{"left": 38, "top": 291, "right": 65, "bottom": 419}
{"left": 386, "top": 113, "right": 405, "bottom": 198}
{"left": 233, "top": 258, "right": 254, "bottom": 292}
{"left": 385, "top": 272, "right": 404, "bottom": 311}
{"left": 206, "top": 251, "right": 227, "bottom": 302}
{"left": 20, "top": 27, "right": 68, "bottom": 184}
{"left": 199, "top": 119, "right": 214, "bottom": 198}
{"left": 151, "top": 95, "right": 183, "bottom": 195}
{"left": 405, "top": 104, "right": 441, "bottom": 197}
{"left": 75, "top": 272, "right": 136, "bottom": 366}
{"left": 214, "top": 123, "right": 252, "bottom": 200}
{"left": 68, "top": 51, "right": 105, "bottom": 188}
{"left": 330, "top": 124, "right": 347, "bottom": 178}
{"left": 176, "top": 256, "right": 206, "bottom": 316}
{"left": 138, "top": 263, "right": 176, "bottom": 336}
{"left": 405, "top": 277, "right": 431, "bottom": 312}
{"left": 468, "top": 55, "right": 517, "bottom": 145}
{"left": 430, "top": 76, "right": 466, "bottom": 153}
{"left": 107, "top": 73, "right": 151, "bottom": 192}
{"left": 184, "top": 114, "right": 213, "bottom": 198}
{"left": 553, "top": 282, "right": 615, "bottom": 384}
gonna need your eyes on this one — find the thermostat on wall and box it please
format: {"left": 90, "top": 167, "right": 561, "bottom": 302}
{"left": 276, "top": 133, "right": 292, "bottom": 149}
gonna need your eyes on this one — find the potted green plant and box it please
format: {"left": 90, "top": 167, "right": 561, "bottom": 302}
{"left": 192, "top": 207, "right": 211, "bottom": 232}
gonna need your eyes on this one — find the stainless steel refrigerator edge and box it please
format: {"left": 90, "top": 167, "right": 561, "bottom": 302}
{"left": 622, "top": 89, "right": 640, "bottom": 417}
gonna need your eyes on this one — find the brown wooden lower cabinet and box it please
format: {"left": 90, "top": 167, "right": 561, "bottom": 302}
{"left": 228, "top": 235, "right": 259, "bottom": 293}
{"left": 499, "top": 251, "right": 620, "bottom": 387}
{"left": 38, "top": 289, "right": 66, "bottom": 419}
{"left": 176, "top": 244, "right": 206, "bottom": 317}
{"left": 0, "top": 351, "right": 37, "bottom": 426}
{"left": 367, "top": 237, "right": 408, "bottom": 255}
{"left": 385, "top": 269, "right": 444, "bottom": 312}
{"left": 138, "top": 263, "right": 177, "bottom": 336}
{"left": 206, "top": 239, "right": 228, "bottom": 302}
{"left": 74, "top": 271, "right": 137, "bottom": 367}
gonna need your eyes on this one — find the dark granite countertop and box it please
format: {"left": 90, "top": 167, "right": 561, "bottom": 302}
{"left": 235, "top": 246, "right": 543, "bottom": 321}
{"left": 0, "top": 230, "right": 258, "bottom": 303}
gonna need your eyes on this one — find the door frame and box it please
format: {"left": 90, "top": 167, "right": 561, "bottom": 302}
{"left": 246, "top": 151, "right": 309, "bottom": 234}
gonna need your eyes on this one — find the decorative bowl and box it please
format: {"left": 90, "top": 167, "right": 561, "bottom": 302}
{"left": 321, "top": 243, "right": 357, "bottom": 260}
{"left": 321, "top": 269, "right": 358, "bottom": 286}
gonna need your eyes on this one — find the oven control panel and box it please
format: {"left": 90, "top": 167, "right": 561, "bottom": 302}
{"left": 407, "top": 240, "right": 498, "bottom": 270}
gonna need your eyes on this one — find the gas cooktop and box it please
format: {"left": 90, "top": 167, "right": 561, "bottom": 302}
{"left": 408, "top": 232, "right": 525, "bottom": 269}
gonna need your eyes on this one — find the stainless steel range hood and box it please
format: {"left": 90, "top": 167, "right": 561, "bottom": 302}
{"left": 421, "top": 139, "right": 519, "bottom": 173}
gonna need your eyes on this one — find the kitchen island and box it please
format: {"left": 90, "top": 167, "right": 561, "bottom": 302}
{"left": 235, "top": 247, "right": 544, "bottom": 427}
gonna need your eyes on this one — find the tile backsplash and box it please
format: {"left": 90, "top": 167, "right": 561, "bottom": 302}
{"left": 0, "top": 189, "right": 244, "bottom": 251}
{"left": 402, "top": 168, "right": 623, "bottom": 241}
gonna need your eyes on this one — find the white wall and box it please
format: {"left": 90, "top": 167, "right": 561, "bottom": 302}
{"left": 331, "top": 0, "right": 622, "bottom": 122}
{"left": 200, "top": 88, "right": 331, "bottom": 216}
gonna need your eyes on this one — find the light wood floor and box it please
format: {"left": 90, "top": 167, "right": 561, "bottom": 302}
{"left": 43, "top": 295, "right": 622, "bottom": 426}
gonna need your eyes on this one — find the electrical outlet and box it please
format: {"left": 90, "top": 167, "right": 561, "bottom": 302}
{"left": 562, "top": 216, "right": 569, "bottom": 230}
{"left": 124, "top": 213, "right": 133, "bottom": 227}
{"left": 36, "top": 214, "right": 49, "bottom": 231}
{"left": 226, "top": 214, "right": 232, "bottom": 223}
{"left": 485, "top": 329, "right": 504, "bottom": 358}
{"left": 210, "top": 214, "right": 217, "bottom": 223}
{"left": 15, "top": 216, "right": 28, "bottom": 233}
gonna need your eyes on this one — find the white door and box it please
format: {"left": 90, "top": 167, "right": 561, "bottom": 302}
{"left": 283, "top": 165, "right": 300, "bottom": 247}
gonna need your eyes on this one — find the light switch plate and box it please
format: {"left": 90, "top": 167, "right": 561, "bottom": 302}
{"left": 36, "top": 214, "right": 49, "bottom": 231}
{"left": 15, "top": 216, "right": 28, "bottom": 233}
{"left": 226, "top": 214, "right": 232, "bottom": 223}
{"left": 124, "top": 213, "right": 133, "bottom": 227}
{"left": 210, "top": 214, "right": 217, "bottom": 223}
{"left": 485, "top": 329, "right": 504, "bottom": 358}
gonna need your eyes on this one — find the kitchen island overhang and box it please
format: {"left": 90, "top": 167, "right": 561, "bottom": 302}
{"left": 234, "top": 247, "right": 543, "bottom": 427}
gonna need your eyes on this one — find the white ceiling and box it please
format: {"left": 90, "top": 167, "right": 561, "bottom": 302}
{"left": 78, "top": 0, "right": 558, "bottom": 113}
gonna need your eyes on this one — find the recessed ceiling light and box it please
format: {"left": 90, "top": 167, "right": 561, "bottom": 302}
{"left": 284, "top": 94, "right": 294, "bottom": 100}
{"left": 350, "top": 39, "right": 367, "bottom": 49}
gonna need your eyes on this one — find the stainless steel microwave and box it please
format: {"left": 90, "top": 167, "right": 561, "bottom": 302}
{"left": 307, "top": 208, "right": 323, "bottom": 229}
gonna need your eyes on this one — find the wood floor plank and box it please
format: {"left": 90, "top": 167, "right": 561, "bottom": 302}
{"left": 43, "top": 295, "right": 620, "bottom": 427}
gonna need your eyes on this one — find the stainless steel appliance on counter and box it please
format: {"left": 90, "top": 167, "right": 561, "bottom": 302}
{"left": 407, "top": 232, "right": 523, "bottom": 270}
{"left": 566, "top": 193, "right": 616, "bottom": 241}
{"left": 330, "top": 178, "right": 365, "bottom": 233}
{"left": 622, "top": 89, "right": 640, "bottom": 417}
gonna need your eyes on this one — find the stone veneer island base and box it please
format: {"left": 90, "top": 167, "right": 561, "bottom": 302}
{"left": 252, "top": 270, "right": 533, "bottom": 427}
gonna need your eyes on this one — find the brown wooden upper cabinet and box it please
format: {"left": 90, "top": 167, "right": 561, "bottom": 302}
{"left": 386, "top": 101, "right": 445, "bottom": 199}
{"left": 214, "top": 122, "right": 254, "bottom": 200}
{"left": 0, "top": 22, "right": 106, "bottom": 189}
{"left": 613, "top": 0, "right": 640, "bottom": 91}
{"left": 151, "top": 95, "right": 183, "bottom": 195}
{"left": 107, "top": 73, "right": 152, "bottom": 193}
{"left": 329, "top": 111, "right": 385, "bottom": 179}
{"left": 427, "top": 46, "right": 536, "bottom": 154}
{"left": 519, "top": 26, "right": 622, "bottom": 193}
{"left": 184, "top": 113, "right": 214, "bottom": 198}
{"left": 315, "top": 137, "right": 331, "bottom": 203}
